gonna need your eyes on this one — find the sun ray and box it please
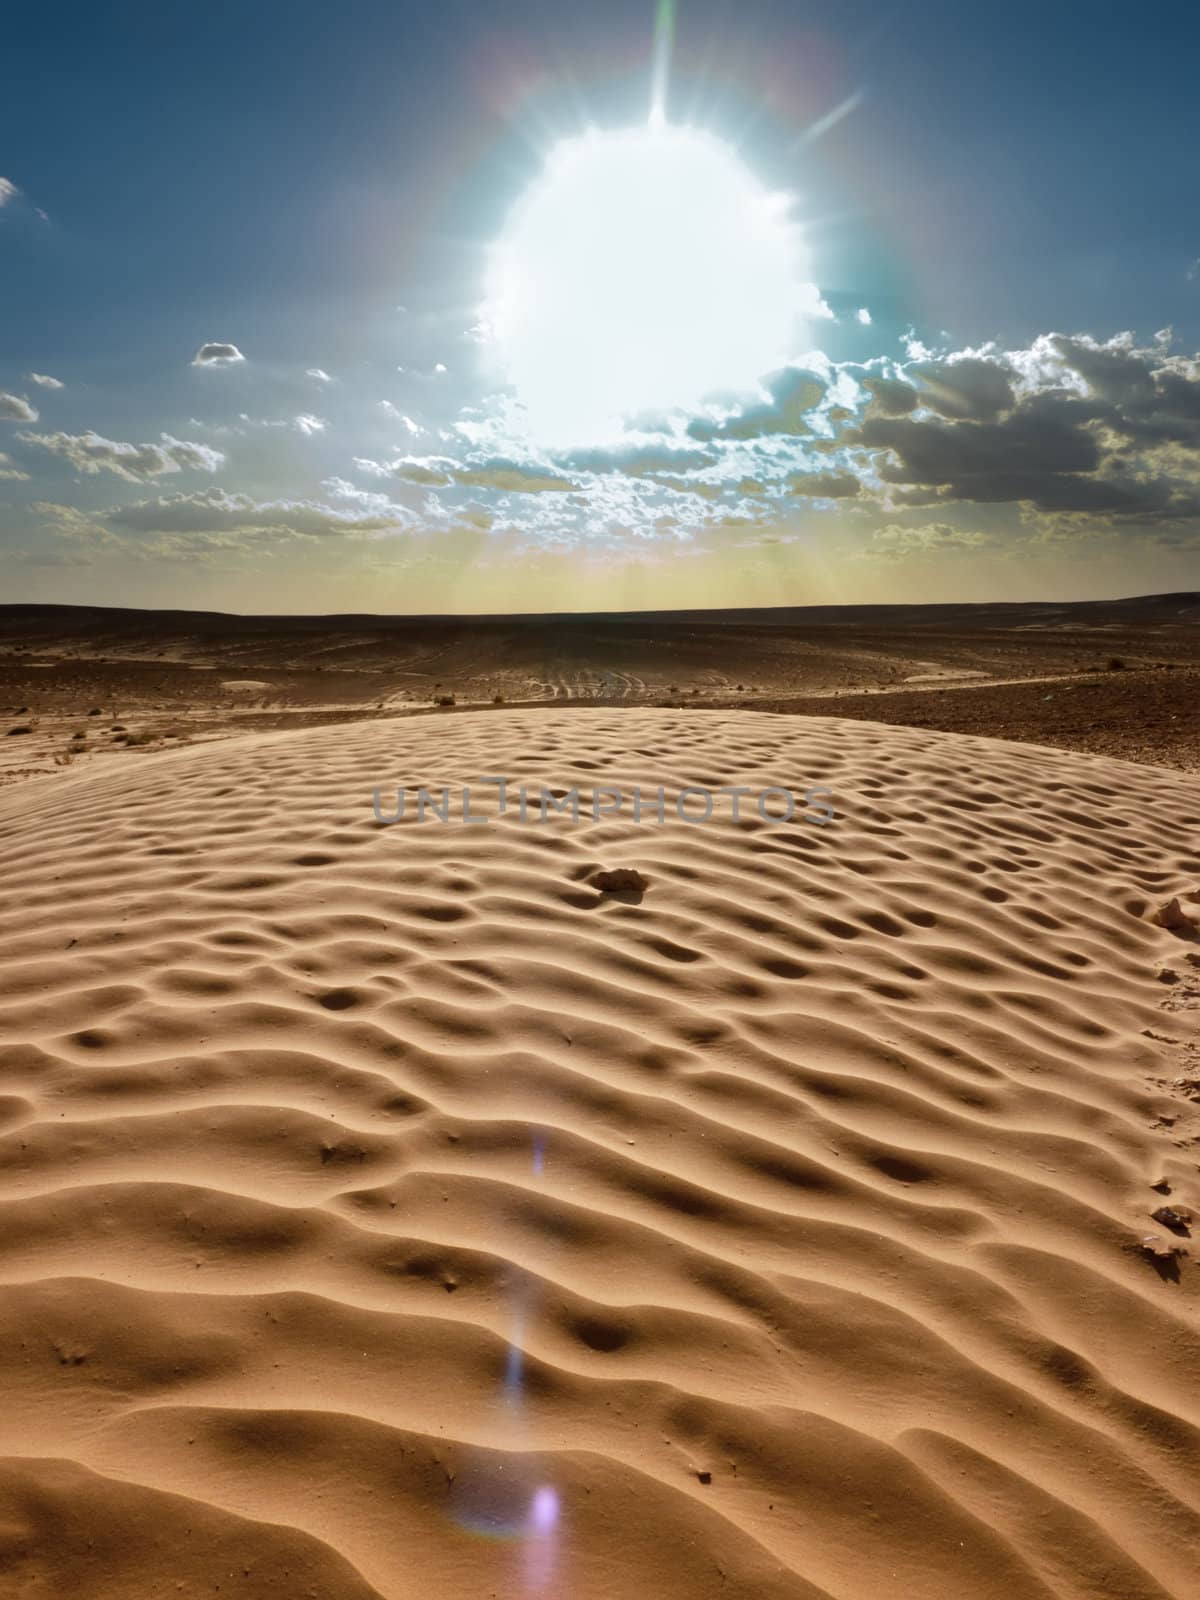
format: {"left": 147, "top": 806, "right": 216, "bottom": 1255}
{"left": 648, "top": 0, "right": 677, "bottom": 130}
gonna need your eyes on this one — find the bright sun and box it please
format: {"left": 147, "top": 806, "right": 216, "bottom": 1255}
{"left": 485, "top": 126, "right": 810, "bottom": 445}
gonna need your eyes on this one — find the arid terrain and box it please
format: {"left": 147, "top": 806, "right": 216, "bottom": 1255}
{"left": 2, "top": 592, "right": 1198, "bottom": 786}
{"left": 1, "top": 705, "right": 1198, "bottom": 1598}
{"left": 2, "top": 599, "right": 1199, "bottom": 1598}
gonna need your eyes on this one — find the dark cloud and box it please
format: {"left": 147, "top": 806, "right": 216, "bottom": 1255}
{"left": 908, "top": 355, "right": 1016, "bottom": 421}
{"left": 786, "top": 470, "right": 862, "bottom": 499}
{"left": 845, "top": 333, "right": 1200, "bottom": 523}
{"left": 861, "top": 377, "right": 918, "bottom": 417}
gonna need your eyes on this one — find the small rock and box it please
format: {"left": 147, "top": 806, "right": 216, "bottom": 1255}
{"left": 590, "top": 867, "right": 649, "bottom": 894}
{"left": 1139, "top": 1234, "right": 1187, "bottom": 1260}
{"left": 696, "top": 1470, "right": 712, "bottom": 1485}
{"left": 1152, "top": 896, "right": 1200, "bottom": 937}
{"left": 1150, "top": 1177, "right": 1172, "bottom": 1194}
{"left": 1151, "top": 1205, "right": 1193, "bottom": 1234}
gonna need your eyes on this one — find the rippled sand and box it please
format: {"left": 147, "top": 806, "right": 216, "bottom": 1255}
{"left": 1, "top": 708, "right": 1198, "bottom": 1599}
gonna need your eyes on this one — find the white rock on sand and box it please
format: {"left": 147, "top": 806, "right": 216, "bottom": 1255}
{"left": 0, "top": 708, "right": 1197, "bottom": 1600}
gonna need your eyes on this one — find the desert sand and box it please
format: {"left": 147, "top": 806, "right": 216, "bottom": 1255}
{"left": 1, "top": 705, "right": 1199, "bottom": 1599}
{"left": 4, "top": 594, "right": 1199, "bottom": 785}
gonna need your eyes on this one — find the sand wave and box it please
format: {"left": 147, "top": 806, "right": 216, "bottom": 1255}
{"left": 1, "top": 709, "right": 1197, "bottom": 1598}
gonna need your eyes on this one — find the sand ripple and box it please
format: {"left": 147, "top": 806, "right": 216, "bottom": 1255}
{"left": 1, "top": 709, "right": 1198, "bottom": 1598}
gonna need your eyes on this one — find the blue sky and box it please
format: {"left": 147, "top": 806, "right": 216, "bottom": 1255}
{"left": 2, "top": 0, "right": 1198, "bottom": 611}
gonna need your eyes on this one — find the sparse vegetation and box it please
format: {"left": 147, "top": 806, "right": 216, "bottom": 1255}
{"left": 7, "top": 725, "right": 33, "bottom": 736}
{"left": 1106, "top": 656, "right": 1127, "bottom": 671}
{"left": 492, "top": 693, "right": 505, "bottom": 704}
{"left": 435, "top": 694, "right": 456, "bottom": 707}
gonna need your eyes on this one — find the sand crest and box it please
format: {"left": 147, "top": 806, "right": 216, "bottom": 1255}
{"left": 0, "top": 708, "right": 1197, "bottom": 1599}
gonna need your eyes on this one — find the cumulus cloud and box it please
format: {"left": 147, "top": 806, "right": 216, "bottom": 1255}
{"left": 0, "top": 392, "right": 38, "bottom": 423}
{"left": 907, "top": 353, "right": 1017, "bottom": 421}
{"left": 454, "top": 462, "right": 576, "bottom": 493}
{"left": 389, "top": 457, "right": 454, "bottom": 486}
{"left": 861, "top": 376, "right": 919, "bottom": 417}
{"left": 26, "top": 373, "right": 64, "bottom": 390}
{"left": 0, "top": 451, "right": 29, "bottom": 481}
{"left": 366, "top": 453, "right": 576, "bottom": 494}
{"left": 294, "top": 413, "right": 326, "bottom": 436}
{"left": 687, "top": 365, "right": 827, "bottom": 442}
{"left": 106, "top": 488, "right": 408, "bottom": 537}
{"left": 191, "top": 342, "right": 245, "bottom": 366}
{"left": 314, "top": 324, "right": 1200, "bottom": 553}
{"left": 786, "top": 469, "right": 862, "bottom": 499}
{"left": 0, "top": 177, "right": 18, "bottom": 207}
{"left": 868, "top": 522, "right": 992, "bottom": 559}
{"left": 844, "top": 331, "right": 1200, "bottom": 524}
{"left": 18, "top": 429, "right": 225, "bottom": 482}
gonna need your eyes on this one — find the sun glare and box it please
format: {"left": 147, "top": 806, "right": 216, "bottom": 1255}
{"left": 485, "top": 126, "right": 810, "bottom": 445}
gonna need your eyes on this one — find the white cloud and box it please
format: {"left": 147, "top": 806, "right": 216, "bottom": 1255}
{"left": 191, "top": 342, "right": 245, "bottom": 366}
{"left": 856, "top": 307, "right": 872, "bottom": 325}
{"left": 389, "top": 456, "right": 454, "bottom": 486}
{"left": 868, "top": 522, "right": 991, "bottom": 560}
{"left": 0, "top": 392, "right": 38, "bottom": 423}
{"left": 365, "top": 450, "right": 577, "bottom": 494}
{"left": 379, "top": 401, "right": 420, "bottom": 432}
{"left": 0, "top": 177, "right": 18, "bottom": 208}
{"left": 18, "top": 429, "right": 225, "bottom": 482}
{"left": 32, "top": 502, "right": 112, "bottom": 538}
{"left": 106, "top": 487, "right": 409, "bottom": 537}
{"left": 0, "top": 451, "right": 29, "bottom": 481}
{"left": 294, "top": 413, "right": 326, "bottom": 436}
{"left": 306, "top": 367, "right": 332, "bottom": 382}
{"left": 26, "top": 372, "right": 64, "bottom": 389}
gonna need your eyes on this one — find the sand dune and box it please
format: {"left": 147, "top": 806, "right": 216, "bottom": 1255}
{"left": 0, "top": 707, "right": 1198, "bottom": 1599}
